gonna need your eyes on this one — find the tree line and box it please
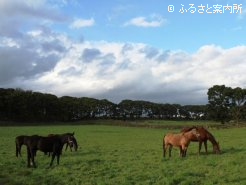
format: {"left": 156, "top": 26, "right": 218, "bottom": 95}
{"left": 0, "top": 85, "right": 245, "bottom": 124}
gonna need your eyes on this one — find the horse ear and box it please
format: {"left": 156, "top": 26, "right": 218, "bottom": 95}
{"left": 72, "top": 132, "right": 75, "bottom": 135}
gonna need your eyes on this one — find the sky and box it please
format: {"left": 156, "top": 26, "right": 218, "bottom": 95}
{"left": 0, "top": 0, "right": 246, "bottom": 105}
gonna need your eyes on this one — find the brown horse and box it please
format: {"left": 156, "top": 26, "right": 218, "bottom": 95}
{"left": 180, "top": 126, "right": 220, "bottom": 154}
{"left": 163, "top": 128, "right": 200, "bottom": 157}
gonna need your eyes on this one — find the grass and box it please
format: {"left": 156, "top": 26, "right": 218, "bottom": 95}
{"left": 0, "top": 123, "right": 245, "bottom": 185}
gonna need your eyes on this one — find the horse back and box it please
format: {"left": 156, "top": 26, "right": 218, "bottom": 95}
{"left": 165, "top": 133, "right": 184, "bottom": 146}
{"left": 37, "top": 136, "right": 63, "bottom": 153}
{"left": 181, "top": 126, "right": 207, "bottom": 141}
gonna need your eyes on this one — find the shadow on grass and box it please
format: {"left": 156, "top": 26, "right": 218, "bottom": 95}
{"left": 187, "top": 147, "right": 246, "bottom": 156}
{"left": 220, "top": 147, "right": 246, "bottom": 154}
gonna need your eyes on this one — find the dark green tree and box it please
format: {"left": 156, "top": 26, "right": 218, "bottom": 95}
{"left": 207, "top": 85, "right": 232, "bottom": 124}
{"left": 230, "top": 87, "right": 246, "bottom": 124}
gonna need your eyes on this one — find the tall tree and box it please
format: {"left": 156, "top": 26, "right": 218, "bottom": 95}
{"left": 230, "top": 87, "right": 246, "bottom": 124}
{"left": 207, "top": 85, "right": 232, "bottom": 124}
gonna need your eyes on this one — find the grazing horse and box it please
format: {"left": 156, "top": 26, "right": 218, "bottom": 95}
{"left": 47, "top": 132, "right": 78, "bottom": 152}
{"left": 25, "top": 134, "right": 74, "bottom": 167}
{"left": 180, "top": 126, "right": 220, "bottom": 154}
{"left": 15, "top": 135, "right": 38, "bottom": 157}
{"left": 163, "top": 128, "right": 200, "bottom": 157}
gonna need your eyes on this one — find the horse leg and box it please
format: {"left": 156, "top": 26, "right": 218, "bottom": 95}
{"left": 27, "top": 147, "right": 31, "bottom": 167}
{"left": 65, "top": 143, "right": 69, "bottom": 151}
{"left": 199, "top": 142, "right": 202, "bottom": 154}
{"left": 30, "top": 149, "right": 36, "bottom": 168}
{"left": 181, "top": 145, "right": 187, "bottom": 157}
{"left": 16, "top": 143, "right": 19, "bottom": 157}
{"left": 57, "top": 154, "right": 60, "bottom": 165}
{"left": 162, "top": 137, "right": 165, "bottom": 158}
{"left": 184, "top": 147, "right": 188, "bottom": 157}
{"left": 17, "top": 143, "right": 22, "bottom": 157}
{"left": 181, "top": 146, "right": 184, "bottom": 157}
{"left": 50, "top": 153, "right": 55, "bottom": 167}
{"left": 164, "top": 144, "right": 168, "bottom": 158}
{"left": 19, "top": 144, "right": 22, "bottom": 157}
{"left": 169, "top": 145, "right": 172, "bottom": 157}
{"left": 179, "top": 146, "right": 182, "bottom": 157}
{"left": 204, "top": 140, "right": 208, "bottom": 154}
{"left": 163, "top": 144, "right": 166, "bottom": 158}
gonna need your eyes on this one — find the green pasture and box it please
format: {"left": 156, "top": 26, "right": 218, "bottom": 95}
{"left": 0, "top": 123, "right": 245, "bottom": 185}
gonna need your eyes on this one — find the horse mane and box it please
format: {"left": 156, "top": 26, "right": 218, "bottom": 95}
{"left": 181, "top": 126, "right": 197, "bottom": 133}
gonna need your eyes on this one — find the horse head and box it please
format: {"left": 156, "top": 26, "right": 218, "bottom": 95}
{"left": 67, "top": 134, "right": 78, "bottom": 151}
{"left": 67, "top": 135, "right": 74, "bottom": 148}
{"left": 213, "top": 141, "right": 221, "bottom": 154}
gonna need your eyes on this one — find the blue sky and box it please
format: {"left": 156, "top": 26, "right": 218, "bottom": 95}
{"left": 0, "top": 0, "right": 246, "bottom": 104}
{"left": 56, "top": 0, "right": 246, "bottom": 51}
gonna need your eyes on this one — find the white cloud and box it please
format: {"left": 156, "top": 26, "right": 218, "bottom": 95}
{"left": 1, "top": 20, "right": 246, "bottom": 104}
{"left": 21, "top": 40, "right": 246, "bottom": 104}
{"left": 0, "top": 37, "right": 20, "bottom": 48}
{"left": 1, "top": 0, "right": 245, "bottom": 105}
{"left": 70, "top": 18, "right": 95, "bottom": 29}
{"left": 0, "top": 0, "right": 245, "bottom": 105}
{"left": 124, "top": 14, "right": 165, "bottom": 27}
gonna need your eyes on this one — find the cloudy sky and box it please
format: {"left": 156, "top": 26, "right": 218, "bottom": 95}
{"left": 0, "top": 0, "right": 246, "bottom": 104}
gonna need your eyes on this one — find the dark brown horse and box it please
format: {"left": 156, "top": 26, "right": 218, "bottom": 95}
{"left": 15, "top": 135, "right": 38, "bottom": 157}
{"left": 180, "top": 126, "right": 220, "bottom": 154}
{"left": 48, "top": 132, "right": 78, "bottom": 152}
{"left": 16, "top": 133, "right": 78, "bottom": 158}
{"left": 25, "top": 134, "right": 74, "bottom": 167}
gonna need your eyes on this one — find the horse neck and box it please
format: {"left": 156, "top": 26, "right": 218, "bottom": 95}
{"left": 207, "top": 131, "right": 218, "bottom": 146}
{"left": 183, "top": 131, "right": 194, "bottom": 139}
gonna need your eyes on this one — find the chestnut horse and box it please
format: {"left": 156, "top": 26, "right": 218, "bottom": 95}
{"left": 163, "top": 128, "right": 200, "bottom": 157}
{"left": 180, "top": 126, "right": 220, "bottom": 154}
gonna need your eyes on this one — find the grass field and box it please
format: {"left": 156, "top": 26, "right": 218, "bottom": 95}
{"left": 0, "top": 123, "right": 245, "bottom": 185}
